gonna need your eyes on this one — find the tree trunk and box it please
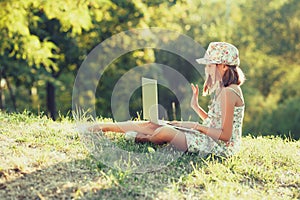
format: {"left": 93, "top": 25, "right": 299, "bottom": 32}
{"left": 0, "top": 70, "right": 3, "bottom": 110}
{"left": 46, "top": 82, "right": 56, "bottom": 120}
{"left": 4, "top": 77, "right": 17, "bottom": 111}
{"left": 0, "top": 88, "right": 3, "bottom": 110}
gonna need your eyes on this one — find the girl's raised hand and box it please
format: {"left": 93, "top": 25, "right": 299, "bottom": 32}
{"left": 190, "top": 83, "right": 199, "bottom": 110}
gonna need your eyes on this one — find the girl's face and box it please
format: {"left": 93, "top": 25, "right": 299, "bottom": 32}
{"left": 205, "top": 64, "right": 218, "bottom": 84}
{"left": 205, "top": 64, "right": 217, "bottom": 75}
{"left": 205, "top": 64, "right": 227, "bottom": 78}
{"left": 203, "top": 64, "right": 224, "bottom": 96}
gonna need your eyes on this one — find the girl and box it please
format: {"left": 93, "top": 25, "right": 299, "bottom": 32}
{"left": 89, "top": 42, "right": 245, "bottom": 157}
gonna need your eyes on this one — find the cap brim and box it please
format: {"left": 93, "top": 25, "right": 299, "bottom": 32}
{"left": 196, "top": 58, "right": 210, "bottom": 64}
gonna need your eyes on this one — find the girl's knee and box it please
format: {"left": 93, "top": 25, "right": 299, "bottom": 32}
{"left": 154, "top": 126, "right": 172, "bottom": 134}
{"left": 150, "top": 126, "right": 176, "bottom": 144}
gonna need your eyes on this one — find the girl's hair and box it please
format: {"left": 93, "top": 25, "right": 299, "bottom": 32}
{"left": 202, "top": 64, "right": 246, "bottom": 96}
{"left": 222, "top": 65, "right": 245, "bottom": 87}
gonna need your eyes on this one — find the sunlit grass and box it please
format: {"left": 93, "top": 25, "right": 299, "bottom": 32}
{"left": 0, "top": 112, "right": 299, "bottom": 199}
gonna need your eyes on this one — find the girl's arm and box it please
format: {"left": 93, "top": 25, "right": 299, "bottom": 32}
{"left": 172, "top": 87, "right": 236, "bottom": 142}
{"left": 191, "top": 83, "right": 208, "bottom": 120}
{"left": 194, "top": 88, "right": 236, "bottom": 142}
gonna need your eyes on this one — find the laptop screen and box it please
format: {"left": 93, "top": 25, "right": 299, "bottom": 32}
{"left": 142, "top": 77, "right": 159, "bottom": 123}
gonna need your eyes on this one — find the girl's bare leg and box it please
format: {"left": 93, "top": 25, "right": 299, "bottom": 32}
{"left": 89, "top": 121, "right": 188, "bottom": 151}
{"left": 136, "top": 126, "right": 188, "bottom": 151}
{"left": 89, "top": 121, "right": 161, "bottom": 135}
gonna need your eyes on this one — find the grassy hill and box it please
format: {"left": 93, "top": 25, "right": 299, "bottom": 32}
{"left": 0, "top": 112, "right": 299, "bottom": 199}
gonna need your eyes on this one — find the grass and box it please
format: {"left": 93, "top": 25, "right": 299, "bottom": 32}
{"left": 0, "top": 111, "right": 299, "bottom": 199}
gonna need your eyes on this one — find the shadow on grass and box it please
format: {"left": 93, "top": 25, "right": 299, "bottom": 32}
{"left": 0, "top": 153, "right": 215, "bottom": 199}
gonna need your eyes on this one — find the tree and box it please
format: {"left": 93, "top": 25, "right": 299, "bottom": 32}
{"left": 232, "top": 0, "right": 300, "bottom": 137}
{"left": 0, "top": 0, "right": 112, "bottom": 119}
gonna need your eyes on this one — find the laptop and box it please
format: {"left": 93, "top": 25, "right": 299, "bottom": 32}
{"left": 141, "top": 77, "right": 165, "bottom": 125}
{"left": 141, "top": 77, "right": 198, "bottom": 133}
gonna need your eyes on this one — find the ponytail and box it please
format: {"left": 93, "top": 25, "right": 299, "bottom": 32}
{"left": 222, "top": 65, "right": 245, "bottom": 87}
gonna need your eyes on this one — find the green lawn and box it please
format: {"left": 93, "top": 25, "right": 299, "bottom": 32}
{"left": 0, "top": 112, "right": 299, "bottom": 199}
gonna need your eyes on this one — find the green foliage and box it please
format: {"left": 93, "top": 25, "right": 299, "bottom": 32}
{"left": 269, "top": 97, "right": 300, "bottom": 139}
{"left": 0, "top": 0, "right": 299, "bottom": 138}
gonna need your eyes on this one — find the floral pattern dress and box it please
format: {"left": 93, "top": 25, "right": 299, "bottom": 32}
{"left": 185, "top": 96, "right": 245, "bottom": 157}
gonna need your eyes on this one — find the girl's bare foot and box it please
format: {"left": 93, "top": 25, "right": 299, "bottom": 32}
{"left": 88, "top": 125, "right": 103, "bottom": 132}
{"left": 135, "top": 132, "right": 151, "bottom": 143}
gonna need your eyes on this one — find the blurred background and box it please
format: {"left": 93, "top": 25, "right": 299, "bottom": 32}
{"left": 0, "top": 0, "right": 299, "bottom": 139}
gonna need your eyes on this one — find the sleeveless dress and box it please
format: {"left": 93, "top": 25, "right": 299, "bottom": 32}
{"left": 185, "top": 88, "right": 245, "bottom": 157}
